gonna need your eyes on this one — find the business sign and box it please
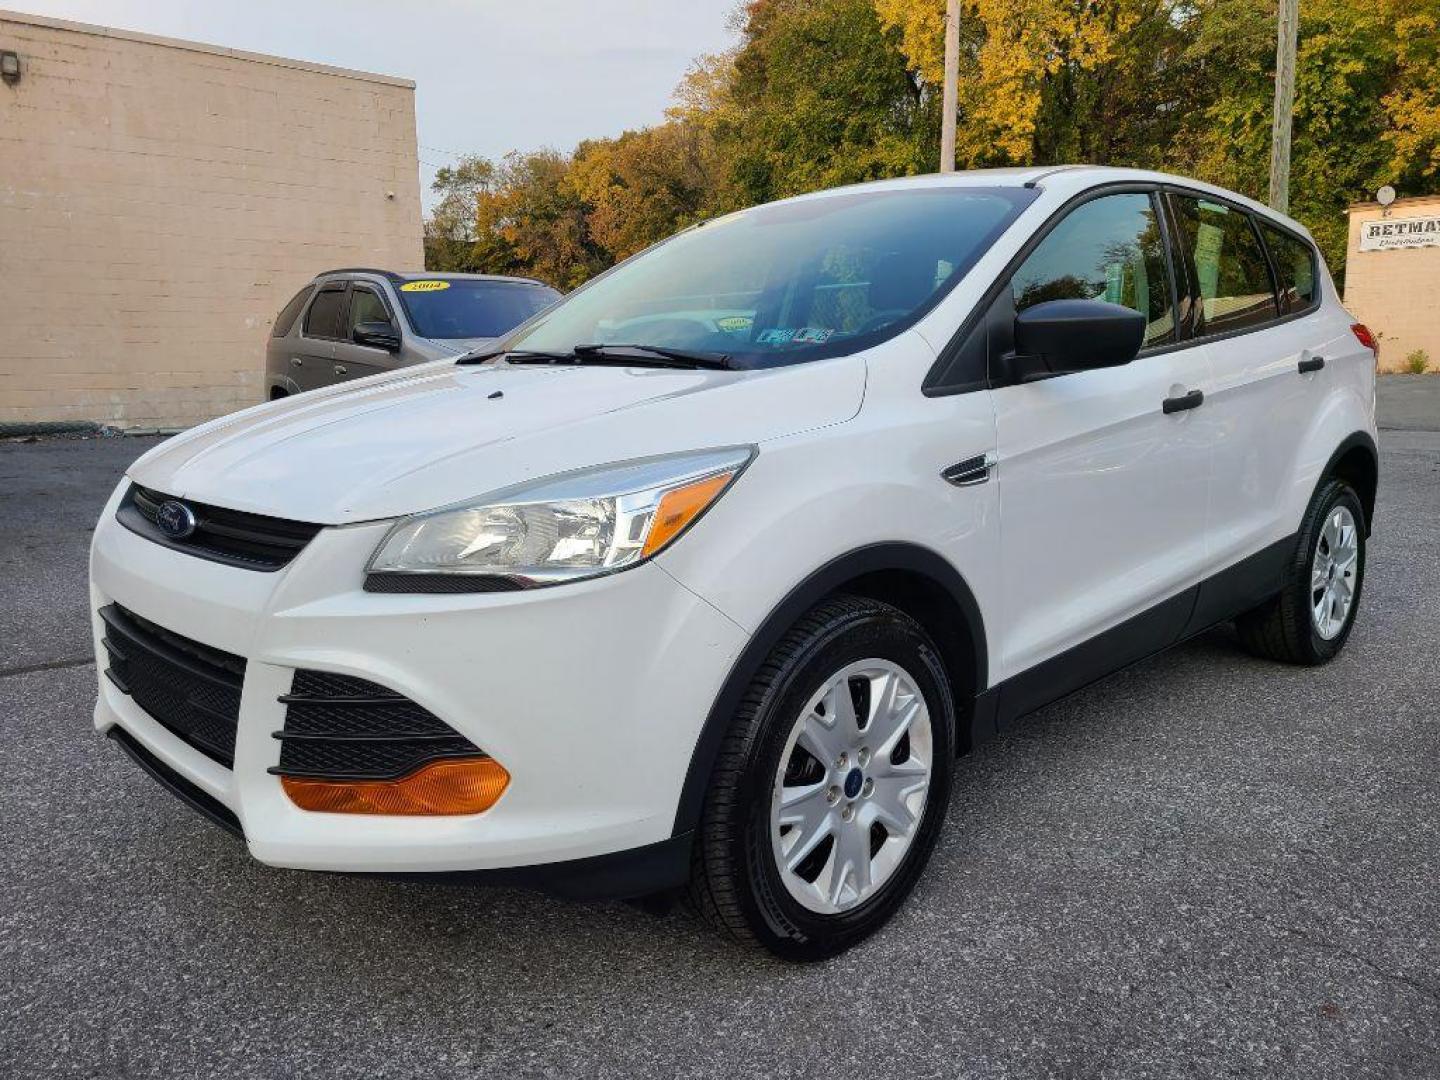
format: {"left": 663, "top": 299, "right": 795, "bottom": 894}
{"left": 1359, "top": 214, "right": 1440, "bottom": 252}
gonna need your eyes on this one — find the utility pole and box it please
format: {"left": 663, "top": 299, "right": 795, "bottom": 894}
{"left": 1268, "top": 0, "right": 1299, "bottom": 212}
{"left": 940, "top": 0, "right": 959, "bottom": 173}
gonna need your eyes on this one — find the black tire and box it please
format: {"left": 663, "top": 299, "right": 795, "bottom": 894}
{"left": 1236, "top": 479, "right": 1366, "bottom": 665}
{"left": 686, "top": 595, "right": 956, "bottom": 960}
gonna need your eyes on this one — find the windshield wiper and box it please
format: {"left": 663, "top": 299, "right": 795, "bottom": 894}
{"left": 455, "top": 348, "right": 507, "bottom": 365}
{"left": 574, "top": 343, "right": 734, "bottom": 370}
{"left": 492, "top": 350, "right": 587, "bottom": 365}
{"left": 492, "top": 345, "right": 735, "bottom": 370}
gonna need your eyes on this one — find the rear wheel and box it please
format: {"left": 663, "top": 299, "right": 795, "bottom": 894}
{"left": 1236, "top": 479, "right": 1366, "bottom": 665}
{"left": 687, "top": 596, "right": 955, "bottom": 959}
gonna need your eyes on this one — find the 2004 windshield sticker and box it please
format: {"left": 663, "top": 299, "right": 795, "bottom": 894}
{"left": 756, "top": 327, "right": 834, "bottom": 346}
{"left": 400, "top": 280, "right": 451, "bottom": 293}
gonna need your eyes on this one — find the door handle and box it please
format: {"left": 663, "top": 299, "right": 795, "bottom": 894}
{"left": 333, "top": 364, "right": 348, "bottom": 376}
{"left": 1162, "top": 389, "right": 1204, "bottom": 414}
{"left": 1298, "top": 356, "right": 1325, "bottom": 374}
{"left": 290, "top": 357, "right": 303, "bottom": 367}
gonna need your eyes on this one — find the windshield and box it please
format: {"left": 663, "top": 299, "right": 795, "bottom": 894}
{"left": 504, "top": 186, "right": 1033, "bottom": 368}
{"left": 399, "top": 280, "right": 561, "bottom": 339}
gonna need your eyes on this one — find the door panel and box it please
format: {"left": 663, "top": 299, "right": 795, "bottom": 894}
{"left": 991, "top": 190, "right": 1215, "bottom": 681}
{"left": 992, "top": 350, "right": 1213, "bottom": 677}
{"left": 331, "top": 284, "right": 404, "bottom": 384}
{"left": 1166, "top": 195, "right": 1324, "bottom": 567}
{"left": 292, "top": 285, "right": 346, "bottom": 391}
{"left": 1198, "top": 327, "right": 1319, "bottom": 566}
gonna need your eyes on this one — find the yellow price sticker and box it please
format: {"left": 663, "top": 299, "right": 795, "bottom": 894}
{"left": 400, "top": 280, "right": 451, "bottom": 293}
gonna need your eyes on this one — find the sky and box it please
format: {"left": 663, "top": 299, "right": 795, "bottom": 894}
{"left": 7, "top": 0, "right": 739, "bottom": 208}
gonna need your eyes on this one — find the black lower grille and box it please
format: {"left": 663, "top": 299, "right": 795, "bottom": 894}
{"left": 100, "top": 605, "right": 245, "bottom": 768}
{"left": 117, "top": 484, "right": 323, "bottom": 571}
{"left": 272, "top": 671, "right": 483, "bottom": 781}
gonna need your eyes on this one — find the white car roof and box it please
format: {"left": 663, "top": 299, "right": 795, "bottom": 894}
{"left": 770, "top": 165, "right": 1314, "bottom": 242}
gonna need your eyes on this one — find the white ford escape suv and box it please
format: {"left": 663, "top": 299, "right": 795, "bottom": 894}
{"left": 91, "top": 166, "right": 1378, "bottom": 958}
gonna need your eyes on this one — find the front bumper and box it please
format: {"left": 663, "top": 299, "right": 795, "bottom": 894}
{"left": 90, "top": 483, "right": 747, "bottom": 888}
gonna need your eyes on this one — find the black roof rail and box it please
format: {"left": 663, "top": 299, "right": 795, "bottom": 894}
{"left": 313, "top": 267, "right": 404, "bottom": 282}
{"left": 1023, "top": 164, "right": 1087, "bottom": 189}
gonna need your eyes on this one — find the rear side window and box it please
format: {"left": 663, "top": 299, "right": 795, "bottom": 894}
{"left": 1169, "top": 196, "right": 1279, "bottom": 336}
{"left": 271, "top": 287, "right": 313, "bottom": 338}
{"left": 304, "top": 287, "right": 348, "bottom": 339}
{"left": 1259, "top": 224, "right": 1319, "bottom": 315}
{"left": 1010, "top": 192, "right": 1176, "bottom": 347}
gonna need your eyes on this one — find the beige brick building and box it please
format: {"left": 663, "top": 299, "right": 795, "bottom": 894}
{"left": 0, "top": 10, "right": 423, "bottom": 430}
{"left": 1344, "top": 194, "right": 1440, "bottom": 374}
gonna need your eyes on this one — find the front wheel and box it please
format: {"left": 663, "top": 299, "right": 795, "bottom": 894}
{"left": 687, "top": 596, "right": 955, "bottom": 959}
{"left": 1236, "top": 479, "right": 1367, "bottom": 665}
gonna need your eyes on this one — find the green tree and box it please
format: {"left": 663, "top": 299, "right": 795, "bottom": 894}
{"left": 472, "top": 149, "right": 606, "bottom": 289}
{"left": 423, "top": 155, "right": 498, "bottom": 272}
{"left": 877, "top": 0, "right": 1440, "bottom": 280}
{"left": 682, "top": 0, "right": 938, "bottom": 207}
{"left": 571, "top": 122, "right": 730, "bottom": 263}
{"left": 428, "top": 0, "right": 1440, "bottom": 290}
{"left": 1182, "top": 0, "right": 1440, "bottom": 280}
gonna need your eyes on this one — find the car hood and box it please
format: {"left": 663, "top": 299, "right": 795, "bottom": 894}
{"left": 129, "top": 358, "right": 866, "bottom": 523}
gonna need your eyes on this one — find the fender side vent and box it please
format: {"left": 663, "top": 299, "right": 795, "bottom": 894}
{"left": 942, "top": 453, "right": 996, "bottom": 487}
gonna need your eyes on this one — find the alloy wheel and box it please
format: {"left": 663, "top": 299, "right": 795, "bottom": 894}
{"left": 769, "top": 659, "right": 932, "bottom": 915}
{"left": 1311, "top": 504, "right": 1359, "bottom": 640}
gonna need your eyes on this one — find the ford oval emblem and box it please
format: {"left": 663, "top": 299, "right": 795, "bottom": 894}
{"left": 155, "top": 499, "right": 198, "bottom": 540}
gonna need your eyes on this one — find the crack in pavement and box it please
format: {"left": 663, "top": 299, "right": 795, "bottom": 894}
{"left": 0, "top": 656, "right": 94, "bottom": 680}
{"left": 1264, "top": 918, "right": 1440, "bottom": 1005}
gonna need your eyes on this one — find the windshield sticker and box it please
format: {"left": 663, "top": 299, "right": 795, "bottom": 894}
{"left": 716, "top": 315, "right": 754, "bottom": 334}
{"left": 756, "top": 327, "right": 835, "bottom": 346}
{"left": 400, "top": 280, "right": 451, "bottom": 293}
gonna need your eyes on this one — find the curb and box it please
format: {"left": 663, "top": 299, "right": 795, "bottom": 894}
{"left": 1, "top": 422, "right": 186, "bottom": 440}
{"left": 0, "top": 420, "right": 102, "bottom": 438}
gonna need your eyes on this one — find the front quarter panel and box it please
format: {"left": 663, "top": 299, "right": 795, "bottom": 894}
{"left": 656, "top": 334, "right": 1001, "bottom": 668}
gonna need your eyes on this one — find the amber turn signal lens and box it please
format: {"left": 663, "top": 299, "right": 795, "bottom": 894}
{"left": 281, "top": 757, "right": 509, "bottom": 816}
{"left": 642, "top": 472, "right": 734, "bottom": 558}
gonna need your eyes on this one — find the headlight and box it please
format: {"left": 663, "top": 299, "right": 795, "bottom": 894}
{"left": 366, "top": 447, "right": 754, "bottom": 590}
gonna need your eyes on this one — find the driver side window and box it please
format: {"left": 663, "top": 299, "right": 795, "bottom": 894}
{"left": 1012, "top": 193, "right": 1176, "bottom": 348}
{"left": 348, "top": 287, "right": 393, "bottom": 335}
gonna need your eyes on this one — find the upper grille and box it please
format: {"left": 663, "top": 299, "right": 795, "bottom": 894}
{"left": 271, "top": 670, "right": 484, "bottom": 781}
{"left": 117, "top": 484, "right": 323, "bottom": 572}
{"left": 100, "top": 604, "right": 245, "bottom": 768}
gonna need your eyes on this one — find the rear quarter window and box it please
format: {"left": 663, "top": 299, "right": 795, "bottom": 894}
{"left": 271, "top": 286, "right": 314, "bottom": 338}
{"left": 1259, "top": 224, "right": 1319, "bottom": 315}
{"left": 304, "top": 287, "right": 348, "bottom": 340}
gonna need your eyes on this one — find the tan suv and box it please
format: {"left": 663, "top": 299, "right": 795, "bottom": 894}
{"left": 266, "top": 269, "right": 559, "bottom": 396}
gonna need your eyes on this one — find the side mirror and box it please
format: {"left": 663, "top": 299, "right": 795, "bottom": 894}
{"left": 1011, "top": 299, "right": 1146, "bottom": 381}
{"left": 353, "top": 320, "right": 401, "bottom": 352}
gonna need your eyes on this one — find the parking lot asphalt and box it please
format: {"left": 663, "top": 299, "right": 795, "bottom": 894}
{"left": 2, "top": 378, "right": 1438, "bottom": 1080}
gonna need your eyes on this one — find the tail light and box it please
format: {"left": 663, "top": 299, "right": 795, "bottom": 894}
{"left": 1351, "top": 323, "right": 1379, "bottom": 358}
